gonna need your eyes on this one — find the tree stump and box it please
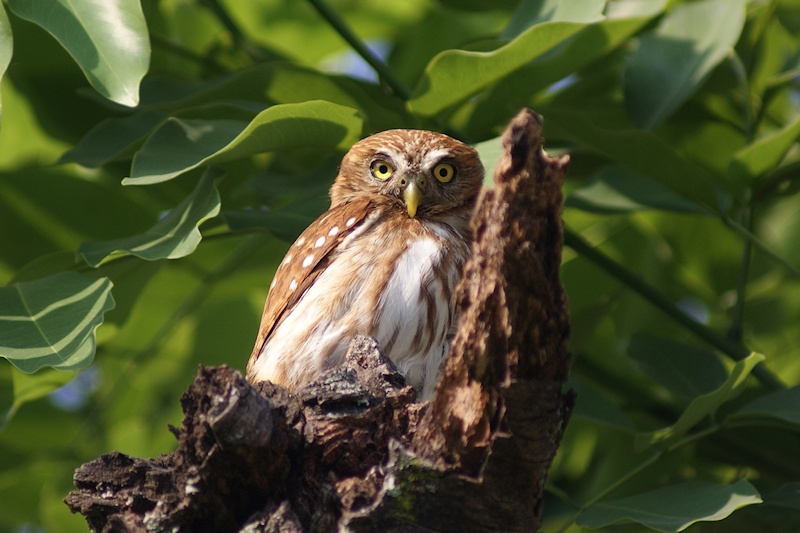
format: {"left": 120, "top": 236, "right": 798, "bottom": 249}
{"left": 66, "top": 108, "right": 573, "bottom": 532}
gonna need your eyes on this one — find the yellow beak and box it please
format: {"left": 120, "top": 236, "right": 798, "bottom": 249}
{"left": 403, "top": 178, "right": 423, "bottom": 218}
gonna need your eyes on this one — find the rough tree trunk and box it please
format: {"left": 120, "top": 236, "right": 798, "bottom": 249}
{"left": 66, "top": 108, "right": 573, "bottom": 532}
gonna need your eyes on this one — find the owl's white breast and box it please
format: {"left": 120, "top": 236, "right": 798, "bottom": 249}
{"left": 249, "top": 212, "right": 465, "bottom": 400}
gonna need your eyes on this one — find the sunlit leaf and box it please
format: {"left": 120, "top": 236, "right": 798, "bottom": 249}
{"left": 502, "top": 0, "right": 605, "bottom": 39}
{"left": 636, "top": 353, "right": 764, "bottom": 449}
{"left": 467, "top": 0, "right": 666, "bottom": 135}
{"left": 0, "top": 272, "right": 114, "bottom": 374}
{"left": 474, "top": 136, "right": 504, "bottom": 187}
{"left": 624, "top": 0, "right": 747, "bottom": 129}
{"left": 0, "top": 3, "right": 12, "bottom": 119}
{"left": 408, "top": 22, "right": 586, "bottom": 116}
{"left": 730, "top": 385, "right": 800, "bottom": 427}
{"left": 8, "top": 0, "right": 150, "bottom": 107}
{"left": 578, "top": 480, "right": 762, "bottom": 532}
{"left": 77, "top": 168, "right": 221, "bottom": 266}
{"left": 729, "top": 115, "right": 800, "bottom": 185}
{"left": 126, "top": 101, "right": 362, "bottom": 185}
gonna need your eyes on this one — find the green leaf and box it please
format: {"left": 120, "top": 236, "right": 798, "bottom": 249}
{"left": 502, "top": 0, "right": 605, "bottom": 39}
{"left": 636, "top": 352, "right": 764, "bottom": 449}
{"left": 627, "top": 333, "right": 728, "bottom": 399}
{"left": 0, "top": 3, "right": 12, "bottom": 119}
{"left": 729, "top": 115, "right": 800, "bottom": 184}
{"left": 764, "top": 482, "right": 800, "bottom": 511}
{"left": 8, "top": 0, "right": 150, "bottom": 107}
{"left": 408, "top": 21, "right": 587, "bottom": 116}
{"left": 474, "top": 136, "right": 504, "bottom": 187}
{"left": 0, "top": 272, "right": 115, "bottom": 374}
{"left": 158, "top": 63, "right": 408, "bottom": 132}
{"left": 624, "top": 0, "right": 747, "bottom": 129}
{"left": 77, "top": 168, "right": 222, "bottom": 267}
{"left": 578, "top": 480, "right": 762, "bottom": 532}
{"left": 730, "top": 385, "right": 800, "bottom": 426}
{"left": 126, "top": 101, "right": 363, "bottom": 185}
{"left": 545, "top": 108, "right": 720, "bottom": 210}
{"left": 59, "top": 110, "right": 167, "bottom": 168}
{"left": 2, "top": 368, "right": 76, "bottom": 427}
{"left": 568, "top": 376, "right": 635, "bottom": 431}
{"left": 466, "top": 0, "right": 666, "bottom": 135}
{"left": 224, "top": 209, "right": 317, "bottom": 244}
{"left": 566, "top": 165, "right": 706, "bottom": 214}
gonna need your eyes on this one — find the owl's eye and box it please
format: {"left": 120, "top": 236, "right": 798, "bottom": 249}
{"left": 433, "top": 163, "right": 455, "bottom": 183}
{"left": 370, "top": 159, "right": 394, "bottom": 180}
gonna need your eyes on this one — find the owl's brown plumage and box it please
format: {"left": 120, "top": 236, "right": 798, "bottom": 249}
{"left": 246, "top": 129, "right": 484, "bottom": 400}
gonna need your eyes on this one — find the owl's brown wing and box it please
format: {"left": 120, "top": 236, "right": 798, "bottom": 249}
{"left": 248, "top": 197, "right": 373, "bottom": 368}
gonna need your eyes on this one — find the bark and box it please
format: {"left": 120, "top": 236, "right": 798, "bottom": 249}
{"left": 66, "top": 108, "right": 573, "bottom": 532}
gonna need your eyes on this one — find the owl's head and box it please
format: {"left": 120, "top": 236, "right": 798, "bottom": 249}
{"left": 330, "top": 129, "right": 484, "bottom": 218}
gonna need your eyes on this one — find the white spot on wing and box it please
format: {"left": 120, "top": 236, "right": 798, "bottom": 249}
{"left": 289, "top": 279, "right": 298, "bottom": 291}
{"left": 328, "top": 226, "right": 339, "bottom": 236}
{"left": 302, "top": 254, "right": 314, "bottom": 268}
{"left": 269, "top": 278, "right": 276, "bottom": 290}
{"left": 283, "top": 254, "right": 293, "bottom": 265}
{"left": 295, "top": 237, "right": 306, "bottom": 247}
{"left": 314, "top": 236, "right": 326, "bottom": 248}
{"left": 345, "top": 217, "right": 357, "bottom": 227}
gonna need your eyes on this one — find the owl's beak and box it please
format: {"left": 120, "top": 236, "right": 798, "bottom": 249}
{"left": 403, "top": 177, "right": 424, "bottom": 218}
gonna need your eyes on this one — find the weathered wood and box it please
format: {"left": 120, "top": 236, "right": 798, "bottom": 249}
{"left": 66, "top": 108, "right": 573, "bottom": 532}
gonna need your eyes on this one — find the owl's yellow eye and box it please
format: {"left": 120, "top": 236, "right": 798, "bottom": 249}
{"left": 433, "top": 163, "right": 455, "bottom": 183}
{"left": 370, "top": 159, "right": 394, "bottom": 180}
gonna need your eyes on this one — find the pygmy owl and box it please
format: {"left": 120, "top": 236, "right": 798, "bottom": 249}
{"left": 246, "top": 129, "right": 484, "bottom": 400}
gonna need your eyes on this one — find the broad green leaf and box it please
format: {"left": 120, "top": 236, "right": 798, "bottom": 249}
{"left": 224, "top": 210, "right": 317, "bottom": 244}
{"left": 2, "top": 368, "right": 76, "bottom": 427}
{"left": 568, "top": 376, "right": 635, "bottom": 431}
{"left": 408, "top": 21, "right": 586, "bottom": 116}
{"left": 0, "top": 3, "right": 12, "bottom": 119}
{"left": 730, "top": 385, "right": 800, "bottom": 426}
{"left": 467, "top": 0, "right": 666, "bottom": 135}
{"left": 474, "top": 136, "right": 504, "bottom": 187}
{"left": 8, "top": 0, "right": 150, "bottom": 107}
{"left": 545, "top": 108, "right": 720, "bottom": 210}
{"left": 624, "top": 0, "right": 747, "bottom": 129}
{"left": 566, "top": 166, "right": 706, "bottom": 214}
{"left": 764, "top": 482, "right": 800, "bottom": 511}
{"left": 502, "top": 0, "right": 605, "bottom": 39}
{"left": 157, "top": 63, "right": 408, "bottom": 132}
{"left": 0, "top": 272, "right": 114, "bottom": 374}
{"left": 77, "top": 168, "right": 221, "bottom": 266}
{"left": 636, "top": 352, "right": 764, "bottom": 449}
{"left": 729, "top": 115, "right": 800, "bottom": 184}
{"left": 60, "top": 103, "right": 263, "bottom": 168}
{"left": 12, "top": 368, "right": 75, "bottom": 408}
{"left": 126, "top": 101, "right": 363, "bottom": 185}
{"left": 59, "top": 110, "right": 167, "bottom": 168}
{"left": 627, "top": 333, "right": 727, "bottom": 399}
{"left": 578, "top": 480, "right": 762, "bottom": 532}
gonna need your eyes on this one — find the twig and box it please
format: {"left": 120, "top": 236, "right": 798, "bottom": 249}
{"left": 306, "top": 0, "right": 412, "bottom": 100}
{"left": 564, "top": 227, "right": 784, "bottom": 391}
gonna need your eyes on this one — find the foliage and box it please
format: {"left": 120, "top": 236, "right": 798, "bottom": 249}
{"left": 0, "top": 0, "right": 799, "bottom": 531}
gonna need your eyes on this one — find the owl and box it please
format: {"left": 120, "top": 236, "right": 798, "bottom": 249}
{"left": 246, "top": 129, "right": 484, "bottom": 400}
